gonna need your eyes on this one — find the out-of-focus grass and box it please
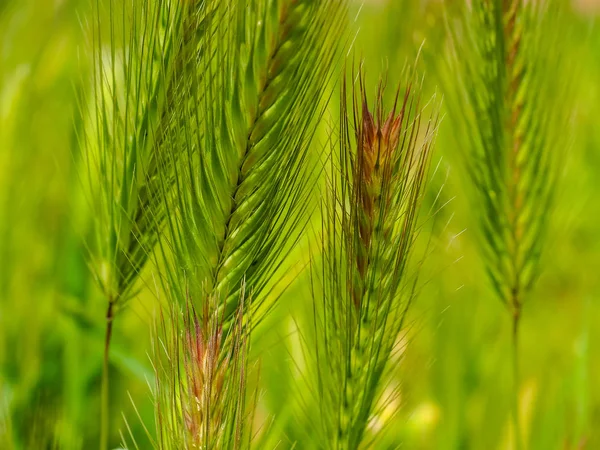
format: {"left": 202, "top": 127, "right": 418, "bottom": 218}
{"left": 0, "top": 1, "right": 154, "bottom": 447}
{"left": 1, "top": 0, "right": 600, "bottom": 449}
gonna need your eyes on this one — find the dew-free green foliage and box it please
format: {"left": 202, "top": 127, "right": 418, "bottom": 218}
{"left": 305, "top": 70, "right": 438, "bottom": 449}
{"left": 1, "top": 0, "right": 600, "bottom": 449}
{"left": 160, "top": 0, "right": 347, "bottom": 325}
{"left": 81, "top": 0, "right": 209, "bottom": 322}
{"left": 438, "top": 1, "right": 573, "bottom": 447}
{"left": 143, "top": 293, "right": 256, "bottom": 450}
{"left": 441, "top": 0, "right": 569, "bottom": 317}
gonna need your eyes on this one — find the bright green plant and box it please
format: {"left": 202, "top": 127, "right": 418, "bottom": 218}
{"left": 136, "top": 291, "right": 256, "bottom": 450}
{"left": 137, "top": 0, "right": 346, "bottom": 448}
{"left": 79, "top": 1, "right": 211, "bottom": 447}
{"left": 439, "top": 0, "right": 571, "bottom": 447}
{"left": 161, "top": 0, "right": 346, "bottom": 325}
{"left": 304, "top": 67, "right": 438, "bottom": 449}
{"left": 2, "top": 0, "right": 597, "bottom": 448}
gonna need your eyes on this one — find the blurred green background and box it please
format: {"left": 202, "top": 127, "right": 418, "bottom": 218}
{"left": 1, "top": 0, "right": 600, "bottom": 448}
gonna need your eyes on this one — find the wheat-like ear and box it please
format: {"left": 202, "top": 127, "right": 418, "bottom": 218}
{"left": 307, "top": 65, "right": 438, "bottom": 449}
{"left": 439, "top": 0, "right": 571, "bottom": 447}
{"left": 78, "top": 1, "right": 212, "bottom": 448}
{"left": 162, "top": 0, "right": 347, "bottom": 326}
{"left": 81, "top": 0, "right": 201, "bottom": 311}
{"left": 442, "top": 0, "right": 567, "bottom": 314}
{"left": 150, "top": 285, "right": 256, "bottom": 450}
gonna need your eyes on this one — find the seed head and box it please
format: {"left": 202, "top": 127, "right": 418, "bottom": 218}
{"left": 359, "top": 92, "right": 404, "bottom": 186}
{"left": 182, "top": 307, "right": 228, "bottom": 446}
{"left": 353, "top": 80, "right": 410, "bottom": 295}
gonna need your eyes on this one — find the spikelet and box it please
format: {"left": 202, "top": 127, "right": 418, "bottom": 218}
{"left": 153, "top": 289, "right": 255, "bottom": 450}
{"left": 311, "top": 66, "right": 438, "bottom": 449}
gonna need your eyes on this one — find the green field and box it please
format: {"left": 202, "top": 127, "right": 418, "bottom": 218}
{"left": 1, "top": 1, "right": 599, "bottom": 449}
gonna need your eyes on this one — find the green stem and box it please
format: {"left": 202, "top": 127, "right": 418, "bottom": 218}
{"left": 100, "top": 301, "right": 114, "bottom": 450}
{"left": 511, "top": 305, "right": 521, "bottom": 450}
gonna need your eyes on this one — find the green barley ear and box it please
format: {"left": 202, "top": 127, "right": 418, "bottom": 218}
{"left": 438, "top": 0, "right": 572, "bottom": 447}
{"left": 81, "top": 0, "right": 201, "bottom": 313}
{"left": 441, "top": 0, "right": 569, "bottom": 318}
{"left": 161, "top": 0, "right": 347, "bottom": 328}
{"left": 308, "top": 65, "right": 438, "bottom": 449}
{"left": 78, "top": 1, "right": 211, "bottom": 447}
{"left": 149, "top": 286, "right": 256, "bottom": 450}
